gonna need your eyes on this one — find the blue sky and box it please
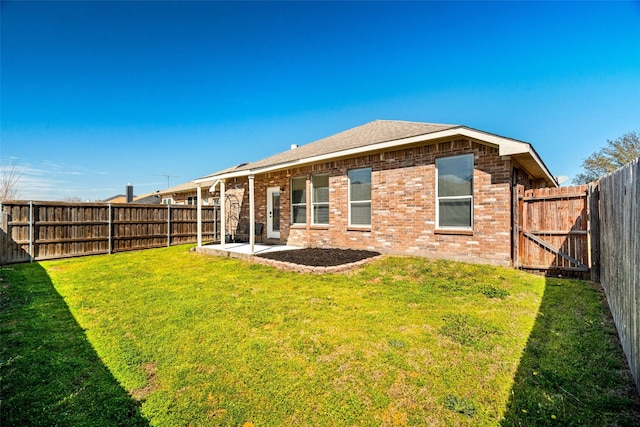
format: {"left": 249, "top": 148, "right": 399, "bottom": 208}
{"left": 2, "top": 1, "right": 639, "bottom": 201}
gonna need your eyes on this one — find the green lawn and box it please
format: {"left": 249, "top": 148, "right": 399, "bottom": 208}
{"left": 1, "top": 245, "right": 638, "bottom": 426}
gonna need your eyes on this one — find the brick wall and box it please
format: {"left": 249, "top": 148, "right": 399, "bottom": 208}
{"left": 216, "top": 139, "right": 542, "bottom": 266}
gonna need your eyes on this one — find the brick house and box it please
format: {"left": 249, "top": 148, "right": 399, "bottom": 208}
{"left": 194, "top": 120, "right": 557, "bottom": 266}
{"left": 157, "top": 180, "right": 214, "bottom": 206}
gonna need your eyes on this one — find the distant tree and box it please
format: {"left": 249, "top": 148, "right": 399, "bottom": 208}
{"left": 573, "top": 131, "right": 640, "bottom": 184}
{"left": 0, "top": 161, "right": 23, "bottom": 201}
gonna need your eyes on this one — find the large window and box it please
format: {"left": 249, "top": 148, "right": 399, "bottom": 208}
{"left": 348, "top": 168, "right": 372, "bottom": 226}
{"left": 291, "top": 177, "right": 307, "bottom": 224}
{"left": 436, "top": 154, "right": 473, "bottom": 229}
{"left": 311, "top": 174, "right": 329, "bottom": 225}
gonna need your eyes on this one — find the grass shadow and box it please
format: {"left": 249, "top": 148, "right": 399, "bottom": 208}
{"left": 0, "top": 263, "right": 148, "bottom": 426}
{"left": 501, "top": 277, "right": 640, "bottom": 426}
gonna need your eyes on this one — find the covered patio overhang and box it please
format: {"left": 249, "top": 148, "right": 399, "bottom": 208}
{"left": 193, "top": 173, "right": 264, "bottom": 255}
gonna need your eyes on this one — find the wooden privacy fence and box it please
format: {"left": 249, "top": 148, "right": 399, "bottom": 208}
{"left": 514, "top": 185, "right": 590, "bottom": 275}
{"left": 514, "top": 174, "right": 639, "bottom": 392}
{"left": 0, "top": 201, "right": 220, "bottom": 264}
{"left": 591, "top": 158, "right": 639, "bottom": 393}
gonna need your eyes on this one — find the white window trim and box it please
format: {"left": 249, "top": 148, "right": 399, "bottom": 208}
{"left": 348, "top": 167, "right": 372, "bottom": 228}
{"left": 435, "top": 154, "right": 474, "bottom": 230}
{"left": 290, "top": 176, "right": 307, "bottom": 225}
{"left": 311, "top": 174, "right": 330, "bottom": 225}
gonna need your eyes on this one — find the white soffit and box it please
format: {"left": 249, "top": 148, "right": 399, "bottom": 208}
{"left": 197, "top": 126, "right": 556, "bottom": 186}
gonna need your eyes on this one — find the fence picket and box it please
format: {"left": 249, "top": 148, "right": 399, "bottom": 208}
{"left": 596, "top": 158, "right": 639, "bottom": 394}
{"left": 517, "top": 185, "right": 590, "bottom": 275}
{"left": 0, "top": 201, "right": 219, "bottom": 264}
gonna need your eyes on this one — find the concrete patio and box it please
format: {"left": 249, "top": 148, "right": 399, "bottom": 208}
{"left": 195, "top": 242, "right": 302, "bottom": 261}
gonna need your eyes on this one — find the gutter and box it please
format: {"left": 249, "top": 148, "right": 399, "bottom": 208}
{"left": 196, "top": 126, "right": 557, "bottom": 187}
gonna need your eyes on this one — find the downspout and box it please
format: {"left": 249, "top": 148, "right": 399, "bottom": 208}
{"left": 196, "top": 183, "right": 202, "bottom": 247}
{"left": 220, "top": 180, "right": 226, "bottom": 249}
{"left": 209, "top": 179, "right": 222, "bottom": 245}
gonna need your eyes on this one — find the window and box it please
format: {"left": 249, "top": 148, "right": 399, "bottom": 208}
{"left": 436, "top": 154, "right": 473, "bottom": 228}
{"left": 348, "top": 168, "right": 372, "bottom": 226}
{"left": 161, "top": 197, "right": 174, "bottom": 205}
{"left": 311, "top": 174, "right": 329, "bottom": 225}
{"left": 291, "top": 177, "right": 307, "bottom": 224}
{"left": 187, "top": 196, "right": 198, "bottom": 205}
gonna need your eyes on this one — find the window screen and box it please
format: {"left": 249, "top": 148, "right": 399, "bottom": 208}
{"left": 312, "top": 174, "right": 329, "bottom": 225}
{"left": 291, "top": 177, "right": 307, "bottom": 224}
{"left": 349, "top": 168, "right": 372, "bottom": 226}
{"left": 436, "top": 155, "right": 473, "bottom": 228}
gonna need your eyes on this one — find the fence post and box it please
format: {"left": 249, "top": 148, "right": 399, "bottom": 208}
{"left": 511, "top": 184, "right": 519, "bottom": 268}
{"left": 0, "top": 202, "right": 5, "bottom": 265}
{"left": 516, "top": 185, "right": 524, "bottom": 268}
{"left": 197, "top": 184, "right": 202, "bottom": 247}
{"left": 588, "top": 182, "right": 600, "bottom": 282}
{"left": 167, "top": 204, "right": 171, "bottom": 247}
{"left": 108, "top": 204, "right": 113, "bottom": 255}
{"left": 28, "top": 201, "right": 34, "bottom": 263}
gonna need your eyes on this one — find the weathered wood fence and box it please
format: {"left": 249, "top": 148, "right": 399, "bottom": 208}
{"left": 513, "top": 173, "right": 639, "bottom": 393}
{"left": 590, "top": 158, "right": 639, "bottom": 392}
{"left": 2, "top": 162, "right": 638, "bottom": 391}
{"left": 515, "top": 185, "right": 590, "bottom": 275}
{"left": 0, "top": 201, "right": 220, "bottom": 264}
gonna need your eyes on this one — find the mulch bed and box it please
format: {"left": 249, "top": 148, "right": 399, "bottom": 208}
{"left": 256, "top": 247, "right": 381, "bottom": 267}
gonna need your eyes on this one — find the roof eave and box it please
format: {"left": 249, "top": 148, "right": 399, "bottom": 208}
{"left": 454, "top": 127, "right": 557, "bottom": 187}
{"left": 197, "top": 128, "right": 464, "bottom": 182}
{"left": 196, "top": 126, "right": 557, "bottom": 187}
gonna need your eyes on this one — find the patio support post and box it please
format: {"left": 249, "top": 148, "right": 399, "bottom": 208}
{"left": 249, "top": 174, "right": 255, "bottom": 254}
{"left": 28, "top": 201, "right": 34, "bottom": 263}
{"left": 196, "top": 183, "right": 202, "bottom": 247}
{"left": 220, "top": 179, "right": 226, "bottom": 249}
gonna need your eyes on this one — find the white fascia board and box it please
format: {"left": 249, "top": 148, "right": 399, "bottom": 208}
{"left": 294, "top": 127, "right": 533, "bottom": 164}
{"left": 525, "top": 147, "right": 558, "bottom": 186}
{"left": 198, "top": 160, "right": 301, "bottom": 182}
{"left": 454, "top": 127, "right": 529, "bottom": 155}
{"left": 456, "top": 127, "right": 556, "bottom": 186}
{"left": 196, "top": 129, "right": 470, "bottom": 182}
{"left": 194, "top": 176, "right": 218, "bottom": 185}
{"left": 196, "top": 126, "right": 555, "bottom": 186}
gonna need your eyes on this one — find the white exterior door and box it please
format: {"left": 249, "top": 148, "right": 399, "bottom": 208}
{"left": 266, "top": 187, "right": 281, "bottom": 239}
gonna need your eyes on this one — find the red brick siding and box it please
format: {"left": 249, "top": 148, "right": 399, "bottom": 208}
{"left": 218, "top": 139, "right": 536, "bottom": 266}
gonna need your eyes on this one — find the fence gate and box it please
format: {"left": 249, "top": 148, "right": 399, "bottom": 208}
{"left": 515, "top": 185, "right": 590, "bottom": 275}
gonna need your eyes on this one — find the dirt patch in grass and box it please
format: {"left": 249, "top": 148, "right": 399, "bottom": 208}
{"left": 257, "top": 248, "right": 380, "bottom": 267}
{"left": 130, "top": 362, "right": 159, "bottom": 401}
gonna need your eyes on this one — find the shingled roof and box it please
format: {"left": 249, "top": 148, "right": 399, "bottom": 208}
{"left": 196, "top": 119, "right": 556, "bottom": 185}
{"left": 245, "top": 120, "right": 456, "bottom": 170}
{"left": 200, "top": 120, "right": 456, "bottom": 178}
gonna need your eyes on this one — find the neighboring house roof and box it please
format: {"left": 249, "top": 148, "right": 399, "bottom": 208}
{"left": 132, "top": 192, "right": 161, "bottom": 204}
{"left": 101, "top": 194, "right": 127, "bottom": 203}
{"left": 195, "top": 120, "right": 557, "bottom": 186}
{"left": 157, "top": 180, "right": 198, "bottom": 197}
{"left": 100, "top": 192, "right": 160, "bottom": 204}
